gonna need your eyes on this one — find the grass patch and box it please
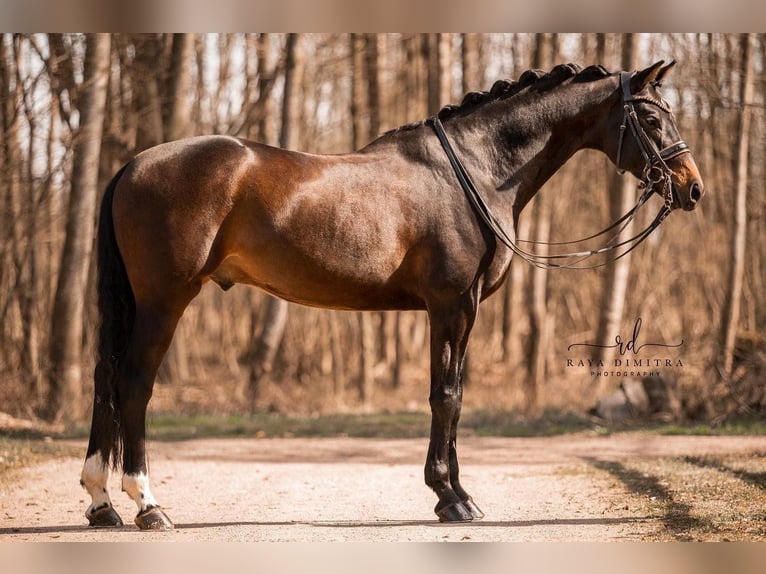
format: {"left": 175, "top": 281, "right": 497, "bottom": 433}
{"left": 653, "top": 416, "right": 766, "bottom": 436}
{"left": 3, "top": 410, "right": 765, "bottom": 459}
{"left": 142, "top": 409, "right": 598, "bottom": 441}
{"left": 462, "top": 409, "right": 594, "bottom": 437}
{"left": 139, "top": 409, "right": 766, "bottom": 441}
{"left": 145, "top": 411, "right": 433, "bottom": 440}
{"left": 594, "top": 455, "right": 766, "bottom": 541}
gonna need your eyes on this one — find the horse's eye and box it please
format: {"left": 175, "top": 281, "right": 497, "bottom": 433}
{"left": 645, "top": 115, "right": 661, "bottom": 129}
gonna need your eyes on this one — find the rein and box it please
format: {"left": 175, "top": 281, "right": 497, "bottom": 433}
{"left": 429, "top": 72, "right": 690, "bottom": 270}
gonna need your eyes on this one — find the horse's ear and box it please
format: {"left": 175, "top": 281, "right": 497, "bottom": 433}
{"left": 653, "top": 60, "right": 677, "bottom": 87}
{"left": 630, "top": 61, "right": 665, "bottom": 93}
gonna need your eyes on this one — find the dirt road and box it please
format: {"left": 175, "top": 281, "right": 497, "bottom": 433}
{"left": 2, "top": 434, "right": 765, "bottom": 541}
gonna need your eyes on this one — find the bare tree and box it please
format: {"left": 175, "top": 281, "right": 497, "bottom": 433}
{"left": 247, "top": 34, "right": 302, "bottom": 409}
{"left": 0, "top": 36, "right": 22, "bottom": 376}
{"left": 719, "top": 33, "right": 756, "bottom": 384}
{"left": 501, "top": 34, "right": 529, "bottom": 364}
{"left": 401, "top": 34, "right": 428, "bottom": 125}
{"left": 461, "top": 33, "right": 482, "bottom": 94}
{"left": 254, "top": 33, "right": 280, "bottom": 142}
{"left": 523, "top": 33, "right": 556, "bottom": 413}
{"left": 278, "top": 33, "right": 303, "bottom": 151}
{"left": 593, "top": 34, "right": 638, "bottom": 369}
{"left": 0, "top": 33, "right": 760, "bottom": 422}
{"left": 131, "top": 34, "right": 164, "bottom": 150}
{"left": 47, "top": 33, "right": 111, "bottom": 423}
{"left": 165, "top": 33, "right": 195, "bottom": 141}
{"left": 350, "top": 33, "right": 378, "bottom": 404}
{"left": 426, "top": 33, "right": 453, "bottom": 113}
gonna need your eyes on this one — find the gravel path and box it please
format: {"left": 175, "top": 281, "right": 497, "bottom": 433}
{"left": 2, "top": 434, "right": 765, "bottom": 541}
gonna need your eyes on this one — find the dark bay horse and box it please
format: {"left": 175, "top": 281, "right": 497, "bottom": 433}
{"left": 80, "top": 61, "right": 703, "bottom": 529}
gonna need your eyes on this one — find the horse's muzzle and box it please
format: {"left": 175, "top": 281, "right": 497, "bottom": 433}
{"left": 668, "top": 153, "right": 705, "bottom": 211}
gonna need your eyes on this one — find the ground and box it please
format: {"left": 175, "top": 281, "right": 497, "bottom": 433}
{"left": 2, "top": 433, "right": 765, "bottom": 541}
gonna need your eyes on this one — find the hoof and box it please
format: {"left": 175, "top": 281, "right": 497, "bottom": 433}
{"left": 436, "top": 500, "right": 474, "bottom": 523}
{"left": 134, "top": 506, "right": 174, "bottom": 531}
{"left": 86, "top": 505, "right": 124, "bottom": 528}
{"left": 462, "top": 497, "right": 485, "bottom": 520}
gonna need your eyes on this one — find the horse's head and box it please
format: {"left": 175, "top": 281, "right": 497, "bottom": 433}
{"left": 609, "top": 60, "right": 704, "bottom": 212}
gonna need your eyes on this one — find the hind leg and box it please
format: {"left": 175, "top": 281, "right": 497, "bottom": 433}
{"left": 81, "top": 358, "right": 124, "bottom": 527}
{"left": 118, "top": 294, "right": 197, "bottom": 530}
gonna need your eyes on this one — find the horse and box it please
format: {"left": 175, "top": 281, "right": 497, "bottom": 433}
{"left": 80, "top": 61, "right": 704, "bottom": 530}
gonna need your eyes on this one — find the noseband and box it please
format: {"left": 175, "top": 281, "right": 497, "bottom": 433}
{"left": 429, "top": 71, "right": 690, "bottom": 270}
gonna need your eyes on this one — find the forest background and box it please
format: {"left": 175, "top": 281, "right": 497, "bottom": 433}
{"left": 0, "top": 33, "right": 763, "bottom": 426}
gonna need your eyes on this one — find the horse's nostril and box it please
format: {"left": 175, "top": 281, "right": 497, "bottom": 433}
{"left": 690, "top": 181, "right": 703, "bottom": 203}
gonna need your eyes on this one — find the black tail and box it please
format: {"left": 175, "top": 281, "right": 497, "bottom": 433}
{"left": 87, "top": 163, "right": 134, "bottom": 470}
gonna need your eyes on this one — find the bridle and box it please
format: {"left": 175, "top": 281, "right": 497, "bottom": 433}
{"left": 429, "top": 71, "right": 692, "bottom": 270}
{"left": 614, "top": 71, "right": 690, "bottom": 214}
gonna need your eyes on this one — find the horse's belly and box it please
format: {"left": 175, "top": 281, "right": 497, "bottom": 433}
{"left": 209, "top": 253, "right": 423, "bottom": 311}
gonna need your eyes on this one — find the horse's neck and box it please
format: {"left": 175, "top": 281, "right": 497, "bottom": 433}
{"left": 449, "top": 79, "right": 617, "bottom": 219}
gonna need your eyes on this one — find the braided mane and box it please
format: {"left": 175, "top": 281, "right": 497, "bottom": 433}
{"left": 383, "top": 63, "right": 612, "bottom": 136}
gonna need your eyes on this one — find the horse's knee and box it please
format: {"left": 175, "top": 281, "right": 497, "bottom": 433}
{"left": 429, "top": 388, "right": 460, "bottom": 420}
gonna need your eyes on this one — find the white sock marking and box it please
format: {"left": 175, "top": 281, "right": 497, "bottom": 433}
{"left": 122, "top": 472, "right": 160, "bottom": 512}
{"left": 80, "top": 453, "right": 113, "bottom": 515}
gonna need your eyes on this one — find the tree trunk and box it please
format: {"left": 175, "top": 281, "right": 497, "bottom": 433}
{"left": 350, "top": 33, "right": 378, "bottom": 404}
{"left": 250, "top": 33, "right": 279, "bottom": 142}
{"left": 165, "top": 33, "right": 195, "bottom": 141}
{"left": 464, "top": 35, "right": 490, "bottom": 375}
{"left": 19, "top": 48, "right": 42, "bottom": 405}
{"left": 279, "top": 33, "right": 303, "bottom": 150}
{"left": 244, "top": 33, "right": 282, "bottom": 406}
{"left": 719, "top": 33, "right": 755, "bottom": 383}
{"left": 365, "top": 34, "right": 380, "bottom": 137}
{"left": 422, "top": 33, "right": 455, "bottom": 112}
{"left": 438, "top": 33, "right": 453, "bottom": 105}
{"left": 594, "top": 34, "right": 638, "bottom": 370}
{"left": 357, "top": 313, "right": 375, "bottom": 404}
{"left": 132, "top": 34, "right": 164, "bottom": 150}
{"left": 350, "top": 33, "right": 366, "bottom": 147}
{"left": 247, "top": 294, "right": 289, "bottom": 409}
{"left": 502, "top": 216, "right": 530, "bottom": 363}
{"left": 426, "top": 33, "right": 442, "bottom": 114}
{"left": 403, "top": 34, "right": 427, "bottom": 125}
{"left": 47, "top": 33, "right": 110, "bottom": 424}
{"left": 0, "top": 37, "right": 22, "bottom": 374}
{"left": 523, "top": 33, "right": 555, "bottom": 413}
{"left": 461, "top": 33, "right": 481, "bottom": 93}
{"left": 157, "top": 33, "right": 192, "bottom": 384}
{"left": 247, "top": 33, "right": 302, "bottom": 409}
{"left": 329, "top": 313, "right": 346, "bottom": 399}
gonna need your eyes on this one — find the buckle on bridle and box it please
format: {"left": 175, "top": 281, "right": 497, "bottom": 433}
{"left": 644, "top": 164, "right": 666, "bottom": 185}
